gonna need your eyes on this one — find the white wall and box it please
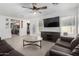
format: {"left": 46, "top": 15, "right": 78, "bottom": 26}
{"left": 0, "top": 15, "right": 11, "bottom": 39}
{"left": 19, "top": 20, "right": 27, "bottom": 36}
{"left": 29, "top": 18, "right": 41, "bottom": 36}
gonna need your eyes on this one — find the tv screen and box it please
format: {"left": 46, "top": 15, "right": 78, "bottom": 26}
{"left": 44, "top": 17, "right": 59, "bottom": 27}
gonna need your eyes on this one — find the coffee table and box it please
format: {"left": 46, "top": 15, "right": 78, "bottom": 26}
{"left": 23, "top": 36, "right": 42, "bottom": 48}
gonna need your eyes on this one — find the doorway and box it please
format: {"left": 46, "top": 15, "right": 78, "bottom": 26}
{"left": 11, "top": 19, "right": 20, "bottom": 37}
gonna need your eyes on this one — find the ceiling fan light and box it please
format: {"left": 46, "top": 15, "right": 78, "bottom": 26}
{"left": 33, "top": 12, "right": 37, "bottom": 15}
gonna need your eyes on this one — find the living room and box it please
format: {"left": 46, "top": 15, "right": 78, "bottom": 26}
{"left": 0, "top": 2, "right": 79, "bottom": 57}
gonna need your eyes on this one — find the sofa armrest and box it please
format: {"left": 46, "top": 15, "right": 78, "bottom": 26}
{"left": 56, "top": 38, "right": 61, "bottom": 43}
{"left": 50, "top": 49, "right": 72, "bottom": 56}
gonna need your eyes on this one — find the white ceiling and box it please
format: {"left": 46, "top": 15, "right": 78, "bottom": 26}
{"left": 0, "top": 3, "right": 78, "bottom": 19}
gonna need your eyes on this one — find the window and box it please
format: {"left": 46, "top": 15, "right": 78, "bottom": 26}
{"left": 60, "top": 16, "right": 75, "bottom": 36}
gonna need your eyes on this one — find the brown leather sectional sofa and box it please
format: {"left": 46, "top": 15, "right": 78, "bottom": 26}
{"left": 46, "top": 36, "right": 79, "bottom": 56}
{"left": 0, "top": 37, "right": 23, "bottom": 56}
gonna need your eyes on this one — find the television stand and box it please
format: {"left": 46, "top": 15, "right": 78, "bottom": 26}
{"left": 41, "top": 31, "right": 60, "bottom": 42}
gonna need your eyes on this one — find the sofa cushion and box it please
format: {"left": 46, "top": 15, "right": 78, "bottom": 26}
{"left": 0, "top": 44, "right": 12, "bottom": 53}
{"left": 0, "top": 37, "right": 2, "bottom": 45}
{"left": 71, "top": 44, "right": 79, "bottom": 56}
{"left": 71, "top": 48, "right": 79, "bottom": 56}
{"left": 0, "top": 41, "right": 13, "bottom": 53}
{"left": 0, "top": 42, "right": 2, "bottom": 46}
{"left": 71, "top": 37, "right": 79, "bottom": 50}
{"left": 56, "top": 40, "right": 71, "bottom": 49}
{"left": 51, "top": 45, "right": 71, "bottom": 54}
{"left": 50, "top": 49, "right": 72, "bottom": 56}
{"left": 0, "top": 37, "right": 1, "bottom": 41}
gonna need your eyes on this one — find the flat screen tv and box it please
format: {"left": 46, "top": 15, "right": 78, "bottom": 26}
{"left": 44, "top": 16, "right": 59, "bottom": 27}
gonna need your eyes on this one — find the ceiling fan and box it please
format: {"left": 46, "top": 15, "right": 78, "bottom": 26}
{"left": 22, "top": 3, "right": 47, "bottom": 14}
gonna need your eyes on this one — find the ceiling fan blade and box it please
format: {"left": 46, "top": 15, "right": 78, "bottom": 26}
{"left": 32, "top": 3, "right": 47, "bottom": 10}
{"left": 38, "top": 6, "right": 47, "bottom": 10}
{"left": 22, "top": 3, "right": 47, "bottom": 11}
{"left": 22, "top": 6, "right": 33, "bottom": 9}
{"left": 33, "top": 5, "right": 38, "bottom": 10}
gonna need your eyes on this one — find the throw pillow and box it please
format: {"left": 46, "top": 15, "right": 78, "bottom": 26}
{"left": 71, "top": 36, "right": 79, "bottom": 50}
{"left": 71, "top": 44, "right": 79, "bottom": 56}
